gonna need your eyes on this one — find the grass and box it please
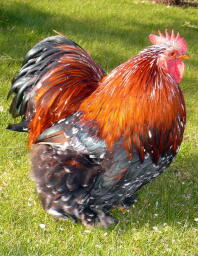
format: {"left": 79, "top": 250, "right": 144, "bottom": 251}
{"left": 0, "top": 0, "right": 198, "bottom": 255}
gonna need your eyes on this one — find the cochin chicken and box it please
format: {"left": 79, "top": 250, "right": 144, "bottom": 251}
{"left": 7, "top": 30, "right": 189, "bottom": 226}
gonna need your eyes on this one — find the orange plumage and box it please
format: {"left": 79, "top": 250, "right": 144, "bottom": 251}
{"left": 28, "top": 45, "right": 105, "bottom": 145}
{"left": 80, "top": 53, "right": 186, "bottom": 162}
{"left": 7, "top": 30, "right": 188, "bottom": 226}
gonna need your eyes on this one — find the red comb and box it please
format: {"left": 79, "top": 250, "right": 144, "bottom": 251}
{"left": 149, "top": 29, "right": 187, "bottom": 54}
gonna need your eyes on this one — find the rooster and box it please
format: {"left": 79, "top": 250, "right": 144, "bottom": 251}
{"left": 8, "top": 30, "right": 189, "bottom": 226}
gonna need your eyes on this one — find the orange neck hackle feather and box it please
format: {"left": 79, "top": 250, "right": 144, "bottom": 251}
{"left": 80, "top": 46, "right": 186, "bottom": 162}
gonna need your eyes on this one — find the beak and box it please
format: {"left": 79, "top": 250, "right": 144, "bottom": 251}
{"left": 179, "top": 54, "right": 190, "bottom": 60}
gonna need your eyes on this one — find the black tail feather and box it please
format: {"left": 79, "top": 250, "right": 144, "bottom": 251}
{"left": 6, "top": 119, "right": 29, "bottom": 132}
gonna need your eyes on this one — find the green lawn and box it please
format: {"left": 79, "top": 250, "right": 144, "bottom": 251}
{"left": 0, "top": 0, "right": 198, "bottom": 255}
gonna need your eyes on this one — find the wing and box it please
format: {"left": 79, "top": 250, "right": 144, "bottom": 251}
{"left": 35, "top": 113, "right": 132, "bottom": 188}
{"left": 32, "top": 113, "right": 131, "bottom": 204}
{"left": 7, "top": 35, "right": 106, "bottom": 139}
{"left": 31, "top": 113, "right": 108, "bottom": 223}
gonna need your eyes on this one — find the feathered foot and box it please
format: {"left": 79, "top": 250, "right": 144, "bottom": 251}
{"left": 80, "top": 208, "right": 117, "bottom": 227}
{"left": 37, "top": 188, "right": 116, "bottom": 227}
{"left": 39, "top": 192, "right": 116, "bottom": 227}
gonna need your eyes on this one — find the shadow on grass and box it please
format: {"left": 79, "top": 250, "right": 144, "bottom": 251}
{"left": 151, "top": 0, "right": 198, "bottom": 9}
{"left": 0, "top": 2, "right": 197, "bottom": 66}
{"left": 0, "top": 2, "right": 150, "bottom": 60}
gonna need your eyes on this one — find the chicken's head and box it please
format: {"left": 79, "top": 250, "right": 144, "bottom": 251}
{"left": 149, "top": 29, "right": 189, "bottom": 83}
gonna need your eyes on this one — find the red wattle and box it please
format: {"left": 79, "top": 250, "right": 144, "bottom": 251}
{"left": 167, "top": 59, "right": 184, "bottom": 83}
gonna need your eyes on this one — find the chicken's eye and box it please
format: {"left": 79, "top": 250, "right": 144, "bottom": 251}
{"left": 169, "top": 51, "right": 177, "bottom": 57}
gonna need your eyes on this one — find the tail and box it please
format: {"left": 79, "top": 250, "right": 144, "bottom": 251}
{"left": 7, "top": 118, "right": 29, "bottom": 132}
{"left": 7, "top": 35, "right": 106, "bottom": 139}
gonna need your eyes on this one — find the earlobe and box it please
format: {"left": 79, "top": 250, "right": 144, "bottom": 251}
{"left": 167, "top": 59, "right": 184, "bottom": 84}
{"left": 157, "top": 57, "right": 184, "bottom": 83}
